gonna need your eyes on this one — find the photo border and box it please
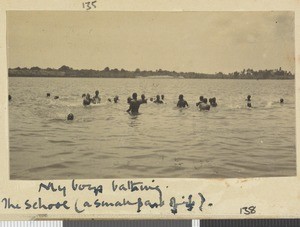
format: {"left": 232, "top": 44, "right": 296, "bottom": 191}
{"left": 0, "top": 0, "right": 299, "bottom": 220}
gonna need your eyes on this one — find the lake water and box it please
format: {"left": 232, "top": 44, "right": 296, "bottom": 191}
{"left": 9, "top": 77, "right": 296, "bottom": 180}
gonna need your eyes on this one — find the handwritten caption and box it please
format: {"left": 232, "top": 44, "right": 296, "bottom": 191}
{"left": 1, "top": 180, "right": 213, "bottom": 215}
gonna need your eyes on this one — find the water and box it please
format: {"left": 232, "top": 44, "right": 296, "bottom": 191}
{"left": 9, "top": 77, "right": 295, "bottom": 180}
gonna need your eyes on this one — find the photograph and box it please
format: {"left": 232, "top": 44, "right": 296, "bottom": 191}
{"left": 7, "top": 11, "right": 295, "bottom": 180}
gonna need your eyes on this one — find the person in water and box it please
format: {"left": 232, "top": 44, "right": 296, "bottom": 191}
{"left": 92, "top": 90, "right": 101, "bottom": 104}
{"left": 154, "top": 95, "right": 164, "bottom": 104}
{"left": 83, "top": 93, "right": 93, "bottom": 106}
{"left": 196, "top": 96, "right": 204, "bottom": 106}
{"left": 127, "top": 93, "right": 142, "bottom": 114}
{"left": 161, "top": 94, "right": 165, "bottom": 100}
{"left": 8, "top": 95, "right": 12, "bottom": 101}
{"left": 199, "top": 98, "right": 210, "bottom": 111}
{"left": 280, "top": 98, "right": 284, "bottom": 104}
{"left": 149, "top": 97, "right": 154, "bottom": 102}
{"left": 177, "top": 94, "right": 189, "bottom": 108}
{"left": 140, "top": 94, "right": 147, "bottom": 103}
{"left": 67, "top": 113, "right": 74, "bottom": 121}
{"left": 246, "top": 95, "right": 252, "bottom": 108}
{"left": 82, "top": 93, "right": 86, "bottom": 98}
{"left": 54, "top": 96, "right": 59, "bottom": 99}
{"left": 47, "top": 93, "right": 50, "bottom": 97}
{"left": 127, "top": 97, "right": 132, "bottom": 104}
{"left": 209, "top": 97, "right": 217, "bottom": 107}
{"left": 114, "top": 96, "right": 119, "bottom": 103}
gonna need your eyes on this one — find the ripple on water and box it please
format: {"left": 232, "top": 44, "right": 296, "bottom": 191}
{"left": 9, "top": 78, "right": 296, "bottom": 179}
{"left": 28, "top": 163, "right": 67, "bottom": 172}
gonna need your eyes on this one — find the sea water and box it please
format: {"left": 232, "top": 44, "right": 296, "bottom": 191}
{"left": 9, "top": 77, "right": 295, "bottom": 179}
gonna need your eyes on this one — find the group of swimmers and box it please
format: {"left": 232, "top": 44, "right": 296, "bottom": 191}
{"left": 47, "top": 93, "right": 59, "bottom": 99}
{"left": 82, "top": 90, "right": 119, "bottom": 106}
{"left": 7, "top": 92, "right": 285, "bottom": 120}
{"left": 98, "top": 92, "right": 219, "bottom": 114}
{"left": 79, "top": 90, "right": 220, "bottom": 114}
{"left": 127, "top": 94, "right": 165, "bottom": 105}
{"left": 82, "top": 90, "right": 101, "bottom": 106}
{"left": 80, "top": 91, "right": 285, "bottom": 115}
{"left": 244, "top": 95, "right": 284, "bottom": 108}
{"left": 125, "top": 93, "right": 218, "bottom": 113}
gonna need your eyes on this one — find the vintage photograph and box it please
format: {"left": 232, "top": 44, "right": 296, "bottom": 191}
{"left": 8, "top": 11, "right": 295, "bottom": 180}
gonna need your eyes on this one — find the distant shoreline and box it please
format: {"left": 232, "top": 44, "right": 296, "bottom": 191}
{"left": 8, "top": 66, "right": 295, "bottom": 80}
{"left": 8, "top": 75, "right": 295, "bottom": 80}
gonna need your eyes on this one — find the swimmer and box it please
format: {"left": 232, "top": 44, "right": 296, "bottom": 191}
{"left": 82, "top": 93, "right": 86, "bottom": 98}
{"left": 67, "top": 113, "right": 74, "bottom": 121}
{"left": 149, "top": 97, "right": 154, "bottom": 102}
{"left": 54, "top": 96, "right": 59, "bottom": 99}
{"left": 83, "top": 93, "right": 92, "bottom": 106}
{"left": 140, "top": 94, "right": 147, "bottom": 104}
{"left": 47, "top": 93, "right": 50, "bottom": 97}
{"left": 280, "top": 98, "right": 284, "bottom": 104}
{"left": 114, "top": 96, "right": 119, "bottom": 103}
{"left": 246, "top": 95, "right": 252, "bottom": 108}
{"left": 8, "top": 95, "right": 12, "bottom": 101}
{"left": 210, "top": 97, "right": 217, "bottom": 107}
{"left": 199, "top": 98, "right": 210, "bottom": 111}
{"left": 108, "top": 98, "right": 112, "bottom": 102}
{"left": 92, "top": 90, "right": 101, "bottom": 104}
{"left": 161, "top": 95, "right": 165, "bottom": 101}
{"left": 127, "top": 93, "right": 142, "bottom": 114}
{"left": 177, "top": 94, "right": 189, "bottom": 108}
{"left": 127, "top": 97, "right": 132, "bottom": 104}
{"left": 154, "top": 95, "right": 164, "bottom": 104}
{"left": 196, "top": 96, "right": 204, "bottom": 106}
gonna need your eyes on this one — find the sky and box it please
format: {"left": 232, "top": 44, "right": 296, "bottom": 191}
{"left": 7, "top": 11, "right": 295, "bottom": 74}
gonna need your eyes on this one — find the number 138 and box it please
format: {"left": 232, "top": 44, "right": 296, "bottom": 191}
{"left": 240, "top": 206, "right": 256, "bottom": 215}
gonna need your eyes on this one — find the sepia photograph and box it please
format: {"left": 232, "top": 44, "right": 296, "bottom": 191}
{"left": 7, "top": 11, "right": 295, "bottom": 180}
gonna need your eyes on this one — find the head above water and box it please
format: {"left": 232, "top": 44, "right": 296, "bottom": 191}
{"left": 156, "top": 95, "right": 160, "bottom": 100}
{"left": 132, "top": 93, "right": 137, "bottom": 100}
{"left": 8, "top": 95, "right": 11, "bottom": 101}
{"left": 86, "top": 93, "right": 90, "bottom": 98}
{"left": 114, "top": 96, "right": 119, "bottom": 103}
{"left": 280, "top": 98, "right": 284, "bottom": 103}
{"left": 82, "top": 93, "right": 86, "bottom": 98}
{"left": 179, "top": 94, "right": 184, "bottom": 100}
{"left": 200, "top": 96, "right": 204, "bottom": 101}
{"left": 150, "top": 97, "right": 154, "bottom": 102}
{"left": 161, "top": 95, "right": 164, "bottom": 100}
{"left": 247, "top": 95, "right": 251, "bottom": 100}
{"left": 141, "top": 94, "right": 145, "bottom": 100}
{"left": 95, "top": 90, "right": 99, "bottom": 96}
{"left": 67, "top": 113, "right": 74, "bottom": 121}
{"left": 127, "top": 97, "right": 132, "bottom": 103}
{"left": 47, "top": 93, "right": 50, "bottom": 97}
{"left": 203, "top": 98, "right": 208, "bottom": 104}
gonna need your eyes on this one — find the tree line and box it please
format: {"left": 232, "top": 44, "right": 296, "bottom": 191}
{"left": 8, "top": 65, "right": 294, "bottom": 79}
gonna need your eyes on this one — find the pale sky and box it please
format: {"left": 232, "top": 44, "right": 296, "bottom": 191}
{"left": 7, "top": 11, "right": 294, "bottom": 74}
